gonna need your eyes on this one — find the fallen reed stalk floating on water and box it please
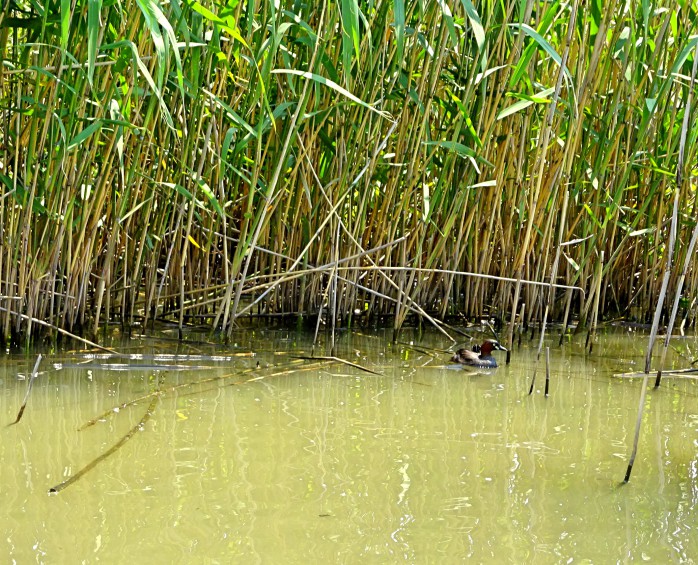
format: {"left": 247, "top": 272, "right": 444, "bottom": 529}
{"left": 290, "top": 355, "right": 380, "bottom": 375}
{"left": 52, "top": 357, "right": 354, "bottom": 492}
{"left": 78, "top": 359, "right": 340, "bottom": 430}
{"left": 49, "top": 396, "right": 160, "bottom": 494}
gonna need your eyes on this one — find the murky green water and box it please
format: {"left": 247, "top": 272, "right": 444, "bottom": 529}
{"left": 1, "top": 327, "right": 697, "bottom": 563}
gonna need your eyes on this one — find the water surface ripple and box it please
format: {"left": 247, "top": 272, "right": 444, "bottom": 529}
{"left": 1, "top": 328, "right": 697, "bottom": 563}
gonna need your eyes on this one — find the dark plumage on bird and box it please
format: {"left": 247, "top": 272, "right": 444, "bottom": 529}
{"left": 450, "top": 340, "right": 507, "bottom": 368}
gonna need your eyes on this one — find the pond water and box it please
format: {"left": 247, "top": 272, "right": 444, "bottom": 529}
{"left": 1, "top": 326, "right": 697, "bottom": 563}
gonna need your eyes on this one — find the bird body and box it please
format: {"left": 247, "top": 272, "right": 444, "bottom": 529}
{"left": 451, "top": 340, "right": 506, "bottom": 368}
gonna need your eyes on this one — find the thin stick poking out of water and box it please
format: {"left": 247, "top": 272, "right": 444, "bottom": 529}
{"left": 517, "top": 302, "right": 526, "bottom": 348}
{"left": 586, "top": 251, "right": 604, "bottom": 354}
{"left": 623, "top": 374, "right": 650, "bottom": 483}
{"left": 506, "top": 273, "right": 523, "bottom": 365}
{"left": 544, "top": 347, "right": 550, "bottom": 397}
{"left": 8, "top": 354, "right": 42, "bottom": 426}
{"left": 48, "top": 396, "right": 159, "bottom": 494}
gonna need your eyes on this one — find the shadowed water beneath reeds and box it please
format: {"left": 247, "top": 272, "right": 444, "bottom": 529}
{"left": 2, "top": 328, "right": 698, "bottom": 563}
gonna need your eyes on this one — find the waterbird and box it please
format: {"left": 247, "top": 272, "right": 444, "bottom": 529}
{"left": 450, "top": 340, "right": 507, "bottom": 368}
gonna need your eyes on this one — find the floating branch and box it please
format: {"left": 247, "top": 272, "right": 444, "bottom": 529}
{"left": 78, "top": 360, "right": 333, "bottom": 430}
{"left": 290, "top": 355, "right": 381, "bottom": 375}
{"left": 49, "top": 396, "right": 159, "bottom": 494}
{"left": 614, "top": 368, "right": 698, "bottom": 379}
{"left": 56, "top": 363, "right": 216, "bottom": 372}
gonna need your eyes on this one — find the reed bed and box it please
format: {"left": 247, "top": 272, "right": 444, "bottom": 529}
{"left": 0, "top": 0, "right": 696, "bottom": 344}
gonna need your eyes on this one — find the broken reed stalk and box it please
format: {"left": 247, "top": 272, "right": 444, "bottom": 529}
{"left": 235, "top": 191, "right": 349, "bottom": 316}
{"left": 544, "top": 347, "right": 550, "bottom": 397}
{"left": 229, "top": 235, "right": 409, "bottom": 306}
{"left": 586, "top": 251, "right": 604, "bottom": 354}
{"left": 527, "top": 364, "right": 537, "bottom": 396}
{"left": 615, "top": 367, "right": 698, "bottom": 379}
{"left": 49, "top": 396, "right": 159, "bottom": 494}
{"left": 312, "top": 299, "right": 324, "bottom": 353}
{"left": 559, "top": 288, "right": 573, "bottom": 346}
{"left": 8, "top": 354, "right": 42, "bottom": 426}
{"left": 484, "top": 320, "right": 500, "bottom": 342}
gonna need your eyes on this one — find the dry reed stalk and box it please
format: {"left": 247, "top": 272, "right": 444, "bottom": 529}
{"left": 655, "top": 222, "right": 698, "bottom": 386}
{"left": 625, "top": 53, "right": 690, "bottom": 481}
{"left": 654, "top": 44, "right": 698, "bottom": 386}
{"left": 644, "top": 187, "right": 680, "bottom": 372}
